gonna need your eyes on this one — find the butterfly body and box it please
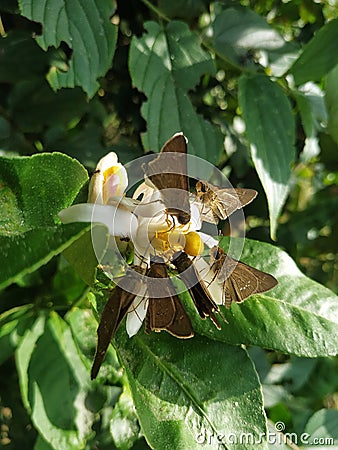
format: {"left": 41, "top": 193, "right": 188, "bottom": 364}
{"left": 196, "top": 180, "right": 257, "bottom": 223}
{"left": 210, "top": 246, "right": 278, "bottom": 308}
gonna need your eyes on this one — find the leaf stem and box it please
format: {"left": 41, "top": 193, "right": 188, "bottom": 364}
{"left": 141, "top": 0, "right": 170, "bottom": 22}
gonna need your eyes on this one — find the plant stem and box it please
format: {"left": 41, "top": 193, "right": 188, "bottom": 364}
{"left": 141, "top": 0, "right": 170, "bottom": 22}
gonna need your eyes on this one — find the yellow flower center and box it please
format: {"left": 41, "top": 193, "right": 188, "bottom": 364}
{"left": 184, "top": 231, "right": 204, "bottom": 256}
{"left": 151, "top": 227, "right": 204, "bottom": 257}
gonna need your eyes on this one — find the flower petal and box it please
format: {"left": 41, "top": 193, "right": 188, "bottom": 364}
{"left": 88, "top": 152, "right": 128, "bottom": 204}
{"left": 58, "top": 203, "right": 138, "bottom": 238}
{"left": 194, "top": 256, "right": 224, "bottom": 305}
{"left": 198, "top": 232, "right": 219, "bottom": 248}
{"left": 126, "top": 295, "right": 148, "bottom": 337}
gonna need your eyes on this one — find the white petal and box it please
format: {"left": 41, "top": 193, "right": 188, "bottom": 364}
{"left": 88, "top": 152, "right": 128, "bottom": 204}
{"left": 190, "top": 202, "right": 202, "bottom": 230}
{"left": 194, "top": 256, "right": 224, "bottom": 305}
{"left": 58, "top": 203, "right": 138, "bottom": 238}
{"left": 199, "top": 232, "right": 219, "bottom": 248}
{"left": 126, "top": 296, "right": 148, "bottom": 337}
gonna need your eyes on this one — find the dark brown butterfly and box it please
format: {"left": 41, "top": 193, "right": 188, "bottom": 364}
{"left": 142, "top": 133, "right": 190, "bottom": 225}
{"left": 195, "top": 180, "right": 257, "bottom": 224}
{"left": 172, "top": 251, "right": 222, "bottom": 329}
{"left": 145, "top": 259, "right": 194, "bottom": 338}
{"left": 209, "top": 246, "right": 278, "bottom": 308}
{"left": 91, "top": 267, "right": 144, "bottom": 380}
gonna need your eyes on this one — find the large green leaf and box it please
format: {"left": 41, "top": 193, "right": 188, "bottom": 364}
{"left": 129, "top": 20, "right": 223, "bottom": 163}
{"left": 0, "top": 152, "right": 89, "bottom": 288}
{"left": 18, "top": 0, "right": 118, "bottom": 97}
{"left": 116, "top": 330, "right": 268, "bottom": 450}
{"left": 16, "top": 312, "right": 94, "bottom": 450}
{"left": 238, "top": 74, "right": 296, "bottom": 239}
{"left": 188, "top": 238, "right": 338, "bottom": 358}
{"left": 289, "top": 18, "right": 338, "bottom": 85}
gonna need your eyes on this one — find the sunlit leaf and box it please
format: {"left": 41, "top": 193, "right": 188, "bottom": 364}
{"left": 18, "top": 0, "right": 118, "bottom": 97}
{"left": 0, "top": 152, "right": 89, "bottom": 288}
{"left": 129, "top": 20, "right": 223, "bottom": 163}
{"left": 16, "top": 312, "right": 94, "bottom": 449}
{"left": 116, "top": 330, "right": 268, "bottom": 450}
{"left": 238, "top": 74, "right": 296, "bottom": 239}
{"left": 289, "top": 18, "right": 338, "bottom": 85}
{"left": 189, "top": 238, "right": 338, "bottom": 357}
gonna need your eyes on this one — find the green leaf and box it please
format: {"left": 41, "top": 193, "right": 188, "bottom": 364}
{"left": 0, "top": 152, "right": 89, "bottom": 288}
{"left": 129, "top": 21, "right": 223, "bottom": 164}
{"left": 289, "top": 18, "right": 338, "bottom": 85}
{"left": 238, "top": 74, "right": 296, "bottom": 239}
{"left": 304, "top": 409, "right": 338, "bottom": 447}
{"left": 116, "top": 330, "right": 268, "bottom": 450}
{"left": 18, "top": 0, "right": 118, "bottom": 97}
{"left": 0, "top": 224, "right": 94, "bottom": 290}
{"left": 212, "top": 8, "right": 288, "bottom": 71}
{"left": 62, "top": 224, "right": 109, "bottom": 286}
{"left": 190, "top": 237, "right": 338, "bottom": 358}
{"left": 0, "top": 305, "right": 34, "bottom": 365}
{"left": 16, "top": 312, "right": 94, "bottom": 450}
{"left": 325, "top": 64, "right": 338, "bottom": 146}
{"left": 294, "top": 82, "right": 327, "bottom": 161}
{"left": 109, "top": 388, "right": 141, "bottom": 450}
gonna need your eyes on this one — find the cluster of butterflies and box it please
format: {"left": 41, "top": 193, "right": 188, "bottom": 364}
{"left": 91, "top": 133, "right": 278, "bottom": 379}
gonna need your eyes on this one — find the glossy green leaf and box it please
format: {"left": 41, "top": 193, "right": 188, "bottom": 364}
{"left": 16, "top": 312, "right": 94, "bottom": 450}
{"left": 189, "top": 237, "right": 338, "bottom": 358}
{"left": 325, "top": 64, "right": 338, "bottom": 146}
{"left": 18, "top": 0, "right": 117, "bottom": 97}
{"left": 116, "top": 330, "right": 268, "bottom": 450}
{"left": 238, "top": 74, "right": 296, "bottom": 239}
{"left": 289, "top": 18, "right": 338, "bottom": 85}
{"left": 0, "top": 152, "right": 89, "bottom": 288}
{"left": 129, "top": 21, "right": 223, "bottom": 163}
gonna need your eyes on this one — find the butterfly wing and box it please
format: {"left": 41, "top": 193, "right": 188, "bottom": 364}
{"left": 91, "top": 286, "right": 136, "bottom": 379}
{"left": 143, "top": 133, "right": 190, "bottom": 224}
{"left": 213, "top": 187, "right": 258, "bottom": 220}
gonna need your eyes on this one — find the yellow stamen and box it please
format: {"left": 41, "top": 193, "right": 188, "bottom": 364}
{"left": 184, "top": 231, "right": 204, "bottom": 256}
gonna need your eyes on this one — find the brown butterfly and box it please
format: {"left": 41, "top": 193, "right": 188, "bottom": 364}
{"left": 142, "top": 133, "right": 190, "bottom": 225}
{"left": 209, "top": 246, "right": 278, "bottom": 308}
{"left": 172, "top": 251, "right": 222, "bottom": 329}
{"left": 91, "top": 267, "right": 144, "bottom": 380}
{"left": 195, "top": 180, "right": 257, "bottom": 224}
{"left": 145, "top": 258, "right": 194, "bottom": 338}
